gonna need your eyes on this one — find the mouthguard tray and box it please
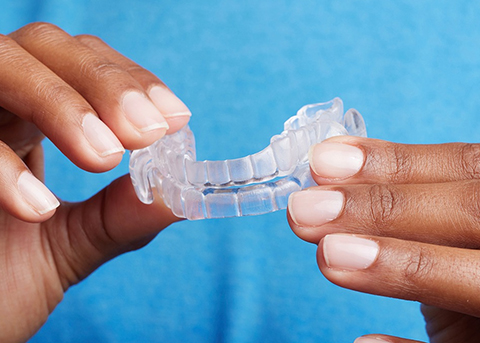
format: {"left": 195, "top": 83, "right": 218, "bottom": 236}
{"left": 129, "top": 98, "right": 366, "bottom": 220}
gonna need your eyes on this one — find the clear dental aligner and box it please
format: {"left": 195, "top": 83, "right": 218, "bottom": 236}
{"left": 129, "top": 98, "right": 367, "bottom": 220}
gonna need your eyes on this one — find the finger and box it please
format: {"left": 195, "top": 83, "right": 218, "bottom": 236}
{"left": 308, "top": 135, "right": 480, "bottom": 185}
{"left": 354, "top": 335, "right": 424, "bottom": 343}
{"left": 46, "top": 174, "right": 179, "bottom": 288}
{"left": 421, "top": 304, "right": 480, "bottom": 343}
{"left": 0, "top": 108, "right": 43, "bottom": 159}
{"left": 317, "top": 233, "right": 480, "bottom": 318}
{"left": 9, "top": 22, "right": 169, "bottom": 150}
{"left": 23, "top": 142, "right": 44, "bottom": 180}
{"left": 0, "top": 141, "right": 59, "bottom": 222}
{"left": 0, "top": 33, "right": 124, "bottom": 172}
{"left": 288, "top": 180, "right": 480, "bottom": 247}
{"left": 420, "top": 305, "right": 480, "bottom": 342}
{"left": 76, "top": 34, "right": 191, "bottom": 134}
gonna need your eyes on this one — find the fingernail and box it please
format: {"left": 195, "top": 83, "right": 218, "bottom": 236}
{"left": 18, "top": 171, "right": 60, "bottom": 215}
{"left": 82, "top": 114, "right": 125, "bottom": 157}
{"left": 123, "top": 91, "right": 169, "bottom": 132}
{"left": 323, "top": 235, "right": 379, "bottom": 271}
{"left": 288, "top": 190, "right": 344, "bottom": 227}
{"left": 354, "top": 337, "right": 390, "bottom": 343}
{"left": 148, "top": 86, "right": 191, "bottom": 118}
{"left": 309, "top": 142, "right": 364, "bottom": 179}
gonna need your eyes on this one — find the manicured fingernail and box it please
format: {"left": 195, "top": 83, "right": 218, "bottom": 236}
{"left": 82, "top": 114, "right": 125, "bottom": 157}
{"left": 288, "top": 190, "right": 344, "bottom": 227}
{"left": 323, "top": 235, "right": 379, "bottom": 271}
{"left": 123, "top": 91, "right": 169, "bottom": 132}
{"left": 18, "top": 171, "right": 60, "bottom": 215}
{"left": 354, "top": 337, "right": 390, "bottom": 343}
{"left": 309, "top": 142, "right": 364, "bottom": 179}
{"left": 148, "top": 86, "right": 191, "bottom": 118}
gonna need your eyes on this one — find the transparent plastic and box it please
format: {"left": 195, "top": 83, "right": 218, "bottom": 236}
{"left": 129, "top": 98, "right": 367, "bottom": 220}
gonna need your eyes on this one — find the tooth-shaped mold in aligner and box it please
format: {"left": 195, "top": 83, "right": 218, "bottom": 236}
{"left": 206, "top": 160, "right": 230, "bottom": 186}
{"left": 271, "top": 134, "right": 298, "bottom": 174}
{"left": 344, "top": 108, "right": 367, "bottom": 137}
{"left": 227, "top": 157, "right": 254, "bottom": 183}
{"left": 129, "top": 149, "right": 155, "bottom": 204}
{"left": 129, "top": 97, "right": 367, "bottom": 219}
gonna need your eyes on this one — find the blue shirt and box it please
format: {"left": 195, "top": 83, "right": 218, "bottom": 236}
{"left": 3, "top": 1, "right": 478, "bottom": 342}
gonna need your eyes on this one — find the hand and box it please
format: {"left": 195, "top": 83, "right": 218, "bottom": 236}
{"left": 0, "top": 22, "right": 191, "bottom": 342}
{"left": 288, "top": 136, "right": 480, "bottom": 343}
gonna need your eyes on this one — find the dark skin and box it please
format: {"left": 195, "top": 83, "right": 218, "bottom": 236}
{"left": 0, "top": 23, "right": 190, "bottom": 342}
{"left": 288, "top": 136, "right": 480, "bottom": 343}
{"left": 2, "top": 21, "right": 476, "bottom": 343}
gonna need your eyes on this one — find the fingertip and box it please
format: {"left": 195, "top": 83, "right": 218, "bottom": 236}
{"left": 165, "top": 114, "right": 191, "bottom": 134}
{"left": 148, "top": 86, "right": 191, "bottom": 116}
{"left": 287, "top": 188, "right": 344, "bottom": 244}
{"left": 77, "top": 151, "right": 125, "bottom": 173}
{"left": 320, "top": 234, "right": 379, "bottom": 272}
{"left": 353, "top": 336, "right": 391, "bottom": 343}
{"left": 316, "top": 236, "right": 327, "bottom": 269}
{"left": 287, "top": 191, "right": 300, "bottom": 226}
{"left": 308, "top": 141, "right": 365, "bottom": 180}
{"left": 147, "top": 86, "right": 191, "bottom": 135}
{"left": 117, "top": 126, "right": 168, "bottom": 151}
{"left": 63, "top": 139, "right": 125, "bottom": 174}
{"left": 15, "top": 170, "right": 60, "bottom": 222}
{"left": 82, "top": 113, "right": 125, "bottom": 157}
{"left": 97, "top": 90, "right": 171, "bottom": 151}
{"left": 354, "top": 334, "right": 423, "bottom": 343}
{"left": 287, "top": 193, "right": 320, "bottom": 243}
{"left": 122, "top": 91, "right": 169, "bottom": 133}
{"left": 315, "top": 234, "right": 382, "bottom": 292}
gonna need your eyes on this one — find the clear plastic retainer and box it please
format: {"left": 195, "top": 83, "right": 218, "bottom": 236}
{"left": 129, "top": 97, "right": 367, "bottom": 220}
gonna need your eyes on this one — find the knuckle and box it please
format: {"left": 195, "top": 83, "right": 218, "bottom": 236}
{"left": 0, "top": 33, "right": 13, "bottom": 46}
{"left": 383, "top": 143, "right": 412, "bottom": 183}
{"left": 0, "top": 34, "right": 17, "bottom": 56}
{"left": 75, "top": 34, "right": 104, "bottom": 46}
{"left": 402, "top": 245, "right": 434, "bottom": 285}
{"left": 367, "top": 184, "right": 401, "bottom": 234}
{"left": 365, "top": 143, "right": 412, "bottom": 183}
{"left": 124, "top": 64, "right": 150, "bottom": 76}
{"left": 458, "top": 143, "right": 480, "bottom": 179}
{"left": 78, "top": 56, "right": 123, "bottom": 81}
{"left": 123, "top": 63, "right": 162, "bottom": 86}
{"left": 15, "top": 22, "right": 62, "bottom": 39}
{"left": 34, "top": 78, "right": 70, "bottom": 104}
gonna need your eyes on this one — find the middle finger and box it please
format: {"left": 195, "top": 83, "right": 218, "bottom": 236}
{"left": 288, "top": 180, "right": 480, "bottom": 247}
{"left": 9, "top": 22, "right": 169, "bottom": 150}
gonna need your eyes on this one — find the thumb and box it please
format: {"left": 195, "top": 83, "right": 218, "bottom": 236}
{"left": 101, "top": 173, "right": 180, "bottom": 244}
{"left": 50, "top": 173, "right": 180, "bottom": 288}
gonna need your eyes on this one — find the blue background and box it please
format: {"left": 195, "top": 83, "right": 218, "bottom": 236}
{"left": 2, "top": 1, "right": 480, "bottom": 342}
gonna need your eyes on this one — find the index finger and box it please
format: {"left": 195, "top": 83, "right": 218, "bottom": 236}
{"left": 0, "top": 33, "right": 124, "bottom": 172}
{"left": 10, "top": 23, "right": 170, "bottom": 150}
{"left": 308, "top": 136, "right": 480, "bottom": 185}
{"left": 75, "top": 34, "right": 191, "bottom": 134}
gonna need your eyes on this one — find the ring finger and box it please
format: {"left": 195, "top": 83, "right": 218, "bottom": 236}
{"left": 317, "top": 233, "right": 480, "bottom": 319}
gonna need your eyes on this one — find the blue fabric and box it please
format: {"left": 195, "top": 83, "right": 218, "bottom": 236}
{"left": 2, "top": 1, "right": 479, "bottom": 342}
